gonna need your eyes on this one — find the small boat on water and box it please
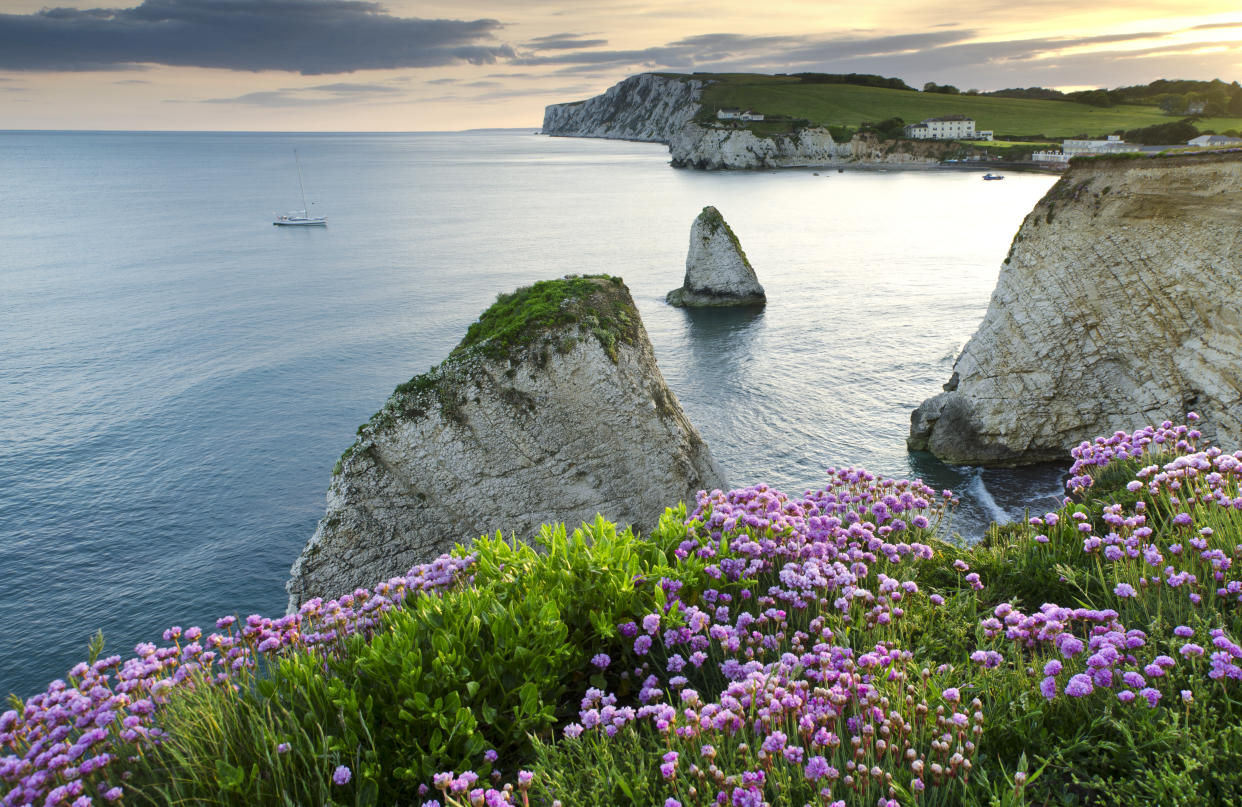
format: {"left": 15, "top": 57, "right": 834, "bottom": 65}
{"left": 274, "top": 150, "right": 326, "bottom": 226}
{"left": 982, "top": 173, "right": 1005, "bottom": 181}
{"left": 274, "top": 210, "right": 327, "bottom": 226}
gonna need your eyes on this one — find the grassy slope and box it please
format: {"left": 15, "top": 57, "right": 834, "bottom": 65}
{"left": 694, "top": 74, "right": 1242, "bottom": 138}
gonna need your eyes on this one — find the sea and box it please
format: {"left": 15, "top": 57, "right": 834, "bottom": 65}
{"left": 0, "top": 129, "right": 1066, "bottom": 698}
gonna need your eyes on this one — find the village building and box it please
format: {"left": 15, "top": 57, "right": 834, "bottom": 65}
{"left": 1189, "top": 134, "right": 1242, "bottom": 147}
{"left": 904, "top": 115, "right": 985, "bottom": 140}
{"left": 1060, "top": 135, "right": 1141, "bottom": 156}
{"left": 716, "top": 109, "right": 765, "bottom": 121}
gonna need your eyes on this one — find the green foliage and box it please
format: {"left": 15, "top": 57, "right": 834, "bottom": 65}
{"left": 125, "top": 673, "right": 364, "bottom": 807}
{"left": 124, "top": 511, "right": 698, "bottom": 804}
{"left": 862, "top": 115, "right": 906, "bottom": 139}
{"left": 826, "top": 124, "right": 855, "bottom": 141}
{"left": 692, "top": 72, "right": 1242, "bottom": 139}
{"left": 785, "top": 72, "right": 915, "bottom": 91}
{"left": 1122, "top": 119, "right": 1199, "bottom": 145}
{"left": 1068, "top": 89, "right": 1114, "bottom": 108}
{"left": 454, "top": 275, "right": 633, "bottom": 361}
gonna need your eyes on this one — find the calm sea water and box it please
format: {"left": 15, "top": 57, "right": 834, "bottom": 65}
{"left": 0, "top": 130, "right": 1063, "bottom": 697}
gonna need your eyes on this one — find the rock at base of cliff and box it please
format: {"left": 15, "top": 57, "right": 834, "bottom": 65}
{"left": 667, "top": 206, "right": 765, "bottom": 308}
{"left": 287, "top": 275, "right": 728, "bottom": 611}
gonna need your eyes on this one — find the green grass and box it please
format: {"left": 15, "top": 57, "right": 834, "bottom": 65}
{"left": 693, "top": 74, "right": 1241, "bottom": 139}
{"left": 453, "top": 274, "right": 638, "bottom": 363}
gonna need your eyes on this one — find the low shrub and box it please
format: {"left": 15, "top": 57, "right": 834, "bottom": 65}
{"left": 10, "top": 416, "right": 1242, "bottom": 806}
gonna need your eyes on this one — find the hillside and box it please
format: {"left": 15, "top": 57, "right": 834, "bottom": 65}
{"left": 690, "top": 73, "right": 1242, "bottom": 138}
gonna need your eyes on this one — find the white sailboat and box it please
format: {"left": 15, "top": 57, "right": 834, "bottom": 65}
{"left": 274, "top": 150, "right": 327, "bottom": 226}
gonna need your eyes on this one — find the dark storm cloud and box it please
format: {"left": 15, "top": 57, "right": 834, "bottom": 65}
{"left": 0, "top": 0, "right": 514, "bottom": 74}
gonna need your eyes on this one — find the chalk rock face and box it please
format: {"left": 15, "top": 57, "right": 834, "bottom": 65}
{"left": 668, "top": 207, "right": 765, "bottom": 307}
{"left": 909, "top": 152, "right": 1242, "bottom": 466}
{"left": 670, "top": 124, "right": 848, "bottom": 169}
{"left": 668, "top": 126, "right": 953, "bottom": 170}
{"left": 287, "top": 276, "right": 727, "bottom": 609}
{"left": 542, "top": 74, "right": 704, "bottom": 143}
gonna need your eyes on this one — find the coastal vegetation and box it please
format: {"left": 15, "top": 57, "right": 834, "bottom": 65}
{"left": 7, "top": 415, "right": 1242, "bottom": 805}
{"left": 682, "top": 73, "right": 1242, "bottom": 139}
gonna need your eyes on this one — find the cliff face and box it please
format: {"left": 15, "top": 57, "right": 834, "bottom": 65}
{"left": 669, "top": 126, "right": 964, "bottom": 169}
{"left": 669, "top": 125, "right": 849, "bottom": 169}
{"left": 668, "top": 206, "right": 765, "bottom": 306}
{"left": 542, "top": 74, "right": 705, "bottom": 143}
{"left": 287, "top": 276, "right": 727, "bottom": 610}
{"left": 909, "top": 152, "right": 1242, "bottom": 466}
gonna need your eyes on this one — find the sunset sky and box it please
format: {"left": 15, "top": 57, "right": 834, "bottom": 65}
{"left": 2, "top": 0, "right": 1242, "bottom": 131}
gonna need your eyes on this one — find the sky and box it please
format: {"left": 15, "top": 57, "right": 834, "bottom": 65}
{"left": 1, "top": 0, "right": 1241, "bottom": 131}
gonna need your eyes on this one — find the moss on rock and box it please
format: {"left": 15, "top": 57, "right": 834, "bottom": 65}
{"left": 335, "top": 275, "right": 645, "bottom": 473}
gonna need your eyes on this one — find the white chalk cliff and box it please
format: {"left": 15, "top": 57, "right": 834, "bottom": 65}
{"left": 668, "top": 206, "right": 766, "bottom": 307}
{"left": 909, "top": 151, "right": 1242, "bottom": 465}
{"left": 542, "top": 74, "right": 705, "bottom": 143}
{"left": 287, "top": 276, "right": 727, "bottom": 609}
{"left": 543, "top": 74, "right": 980, "bottom": 169}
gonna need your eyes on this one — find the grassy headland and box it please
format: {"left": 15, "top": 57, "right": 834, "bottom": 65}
{"left": 680, "top": 73, "right": 1242, "bottom": 139}
{"left": 8, "top": 414, "right": 1242, "bottom": 806}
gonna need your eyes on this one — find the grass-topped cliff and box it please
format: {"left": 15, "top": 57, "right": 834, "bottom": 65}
{"left": 336, "top": 275, "right": 641, "bottom": 467}
{"left": 9, "top": 416, "right": 1242, "bottom": 805}
{"left": 682, "top": 73, "right": 1242, "bottom": 139}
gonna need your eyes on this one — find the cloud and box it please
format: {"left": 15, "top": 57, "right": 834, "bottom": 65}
{"left": 203, "top": 81, "right": 405, "bottom": 106}
{"left": 519, "top": 26, "right": 1206, "bottom": 88}
{"left": 514, "top": 29, "right": 978, "bottom": 73}
{"left": 0, "top": 0, "right": 515, "bottom": 74}
{"left": 1191, "top": 21, "right": 1242, "bottom": 30}
{"left": 522, "top": 33, "right": 607, "bottom": 51}
{"left": 113, "top": 78, "right": 150, "bottom": 84}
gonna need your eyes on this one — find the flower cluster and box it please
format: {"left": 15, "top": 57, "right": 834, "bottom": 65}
{"left": 1066, "top": 415, "right": 1200, "bottom": 493}
{"left": 0, "top": 553, "right": 477, "bottom": 806}
{"left": 559, "top": 471, "right": 971, "bottom": 805}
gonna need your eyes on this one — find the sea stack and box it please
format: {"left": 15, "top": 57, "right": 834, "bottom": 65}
{"left": 287, "top": 275, "right": 727, "bottom": 610}
{"left": 667, "top": 206, "right": 766, "bottom": 307}
{"left": 909, "top": 150, "right": 1242, "bottom": 466}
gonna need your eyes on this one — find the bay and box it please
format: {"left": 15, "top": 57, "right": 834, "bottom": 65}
{"left": 0, "top": 130, "right": 1062, "bottom": 697}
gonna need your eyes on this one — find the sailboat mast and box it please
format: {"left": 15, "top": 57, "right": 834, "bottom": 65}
{"left": 294, "top": 149, "right": 309, "bottom": 213}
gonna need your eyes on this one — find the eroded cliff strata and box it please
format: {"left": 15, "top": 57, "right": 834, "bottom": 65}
{"left": 909, "top": 151, "right": 1242, "bottom": 466}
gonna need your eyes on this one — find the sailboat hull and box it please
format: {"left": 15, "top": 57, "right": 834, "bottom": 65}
{"left": 273, "top": 218, "right": 327, "bottom": 226}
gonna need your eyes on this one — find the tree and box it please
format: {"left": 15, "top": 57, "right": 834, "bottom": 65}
{"left": 1122, "top": 119, "right": 1199, "bottom": 145}
{"left": 1154, "top": 93, "right": 1186, "bottom": 114}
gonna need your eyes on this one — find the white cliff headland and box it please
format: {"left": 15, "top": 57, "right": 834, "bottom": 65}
{"left": 543, "top": 74, "right": 986, "bottom": 170}
{"left": 287, "top": 276, "right": 727, "bottom": 610}
{"left": 909, "top": 150, "right": 1242, "bottom": 465}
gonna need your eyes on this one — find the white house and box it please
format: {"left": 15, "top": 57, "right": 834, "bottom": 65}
{"left": 904, "top": 115, "right": 977, "bottom": 140}
{"left": 716, "top": 108, "right": 764, "bottom": 121}
{"left": 1189, "top": 134, "right": 1242, "bottom": 147}
{"left": 1031, "top": 150, "right": 1071, "bottom": 165}
{"left": 1061, "top": 135, "right": 1139, "bottom": 156}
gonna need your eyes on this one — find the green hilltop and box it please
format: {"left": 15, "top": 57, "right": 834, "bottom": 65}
{"left": 672, "top": 73, "right": 1242, "bottom": 139}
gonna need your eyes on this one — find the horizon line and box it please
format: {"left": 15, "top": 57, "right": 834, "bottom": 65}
{"left": 0, "top": 126, "right": 543, "bottom": 135}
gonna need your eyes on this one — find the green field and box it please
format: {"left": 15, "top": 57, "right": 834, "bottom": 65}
{"left": 690, "top": 73, "right": 1242, "bottom": 138}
